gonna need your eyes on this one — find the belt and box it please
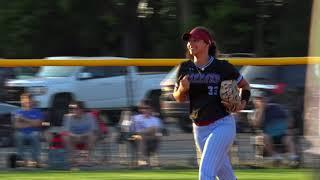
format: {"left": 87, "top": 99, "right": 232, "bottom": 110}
{"left": 193, "top": 115, "right": 226, "bottom": 126}
{"left": 193, "top": 119, "right": 216, "bottom": 126}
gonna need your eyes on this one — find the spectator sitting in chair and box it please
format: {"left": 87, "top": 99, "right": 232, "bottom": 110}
{"left": 130, "top": 99, "right": 163, "bottom": 166}
{"left": 62, "top": 101, "right": 98, "bottom": 165}
{"left": 12, "top": 92, "right": 44, "bottom": 167}
{"left": 251, "top": 90, "right": 298, "bottom": 162}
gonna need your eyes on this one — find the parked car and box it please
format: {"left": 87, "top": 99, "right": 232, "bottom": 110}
{"left": 0, "top": 67, "right": 38, "bottom": 102}
{"left": 239, "top": 64, "right": 309, "bottom": 135}
{"left": 0, "top": 103, "right": 19, "bottom": 147}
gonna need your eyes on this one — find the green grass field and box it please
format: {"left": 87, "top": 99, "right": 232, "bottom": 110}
{"left": 0, "top": 169, "right": 313, "bottom": 180}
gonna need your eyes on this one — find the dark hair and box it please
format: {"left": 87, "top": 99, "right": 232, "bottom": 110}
{"left": 185, "top": 27, "right": 219, "bottom": 59}
{"left": 141, "top": 98, "right": 152, "bottom": 107}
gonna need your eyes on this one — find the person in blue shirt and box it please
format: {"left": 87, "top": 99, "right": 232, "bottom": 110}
{"left": 252, "top": 90, "right": 298, "bottom": 162}
{"left": 12, "top": 93, "right": 44, "bottom": 166}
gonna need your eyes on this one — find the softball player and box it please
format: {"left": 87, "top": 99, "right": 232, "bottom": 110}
{"left": 173, "top": 26, "right": 251, "bottom": 180}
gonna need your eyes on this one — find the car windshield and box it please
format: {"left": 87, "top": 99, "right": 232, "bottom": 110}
{"left": 14, "top": 67, "right": 38, "bottom": 79}
{"left": 0, "top": 67, "right": 38, "bottom": 80}
{"left": 240, "top": 65, "right": 306, "bottom": 87}
{"left": 240, "top": 66, "right": 280, "bottom": 84}
{"left": 37, "top": 66, "right": 79, "bottom": 77}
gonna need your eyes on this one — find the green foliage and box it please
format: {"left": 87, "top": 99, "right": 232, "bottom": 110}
{"left": 0, "top": 0, "right": 312, "bottom": 58}
{"left": 265, "top": 0, "right": 312, "bottom": 57}
{"left": 202, "top": 0, "right": 256, "bottom": 54}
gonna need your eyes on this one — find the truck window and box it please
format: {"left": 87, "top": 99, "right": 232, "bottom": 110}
{"left": 82, "top": 66, "right": 127, "bottom": 78}
{"left": 14, "top": 67, "right": 38, "bottom": 79}
{"left": 37, "top": 66, "right": 78, "bottom": 77}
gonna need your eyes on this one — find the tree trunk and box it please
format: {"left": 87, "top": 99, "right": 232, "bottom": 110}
{"left": 123, "top": 0, "right": 140, "bottom": 57}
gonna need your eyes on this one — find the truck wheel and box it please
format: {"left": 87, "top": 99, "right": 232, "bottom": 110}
{"left": 107, "top": 110, "right": 122, "bottom": 126}
{"left": 49, "top": 94, "right": 72, "bottom": 126}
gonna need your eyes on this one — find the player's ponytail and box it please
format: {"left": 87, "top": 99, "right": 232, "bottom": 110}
{"left": 208, "top": 43, "right": 218, "bottom": 58}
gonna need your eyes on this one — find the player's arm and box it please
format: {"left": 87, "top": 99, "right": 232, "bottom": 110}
{"left": 237, "top": 77, "right": 251, "bottom": 107}
{"left": 173, "top": 65, "right": 189, "bottom": 102}
{"left": 173, "top": 76, "right": 189, "bottom": 102}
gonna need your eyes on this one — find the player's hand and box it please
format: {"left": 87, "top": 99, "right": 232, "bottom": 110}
{"left": 179, "top": 75, "right": 190, "bottom": 93}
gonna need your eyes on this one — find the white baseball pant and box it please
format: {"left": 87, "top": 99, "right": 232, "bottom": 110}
{"left": 193, "top": 115, "right": 237, "bottom": 180}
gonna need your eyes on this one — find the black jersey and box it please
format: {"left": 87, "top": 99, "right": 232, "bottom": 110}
{"left": 175, "top": 57, "right": 241, "bottom": 123}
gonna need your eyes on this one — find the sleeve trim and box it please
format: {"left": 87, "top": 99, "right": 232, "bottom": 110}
{"left": 236, "top": 75, "right": 243, "bottom": 84}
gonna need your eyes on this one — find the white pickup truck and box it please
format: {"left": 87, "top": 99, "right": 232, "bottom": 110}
{"left": 4, "top": 57, "right": 168, "bottom": 126}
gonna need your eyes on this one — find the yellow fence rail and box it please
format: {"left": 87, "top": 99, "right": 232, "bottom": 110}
{"left": 0, "top": 57, "right": 319, "bottom": 67}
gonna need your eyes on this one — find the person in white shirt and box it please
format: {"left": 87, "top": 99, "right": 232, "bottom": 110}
{"left": 130, "top": 99, "right": 163, "bottom": 166}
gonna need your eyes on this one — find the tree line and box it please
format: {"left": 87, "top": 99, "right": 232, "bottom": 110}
{"left": 0, "top": 0, "right": 312, "bottom": 59}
